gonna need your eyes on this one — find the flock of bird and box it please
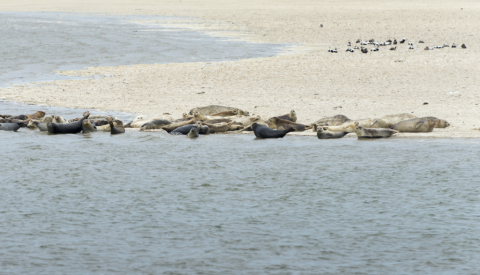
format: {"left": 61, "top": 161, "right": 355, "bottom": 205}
{"left": 328, "top": 38, "right": 467, "bottom": 53}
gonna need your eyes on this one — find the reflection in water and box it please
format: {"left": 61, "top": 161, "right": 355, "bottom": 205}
{"left": 1, "top": 102, "right": 480, "bottom": 274}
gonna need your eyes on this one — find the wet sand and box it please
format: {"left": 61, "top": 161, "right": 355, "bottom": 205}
{"left": 1, "top": 0, "right": 479, "bottom": 137}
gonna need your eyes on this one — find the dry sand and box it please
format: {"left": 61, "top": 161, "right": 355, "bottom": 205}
{"left": 1, "top": 0, "right": 479, "bottom": 137}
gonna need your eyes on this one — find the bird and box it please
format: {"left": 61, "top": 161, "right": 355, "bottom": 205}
{"left": 408, "top": 42, "right": 413, "bottom": 46}
{"left": 393, "top": 39, "right": 398, "bottom": 45}
{"left": 354, "top": 45, "right": 359, "bottom": 49}
{"left": 328, "top": 48, "right": 332, "bottom": 52}
{"left": 400, "top": 38, "right": 406, "bottom": 43}
{"left": 419, "top": 40, "right": 425, "bottom": 43}
{"left": 461, "top": 44, "right": 467, "bottom": 49}
{"left": 356, "top": 39, "right": 361, "bottom": 43}
{"left": 361, "top": 47, "right": 368, "bottom": 53}
{"left": 390, "top": 47, "right": 396, "bottom": 51}
{"left": 386, "top": 39, "right": 392, "bottom": 43}
{"left": 452, "top": 43, "right": 457, "bottom": 48}
{"left": 424, "top": 46, "right": 429, "bottom": 51}
{"left": 333, "top": 48, "right": 338, "bottom": 53}
{"left": 409, "top": 46, "right": 414, "bottom": 50}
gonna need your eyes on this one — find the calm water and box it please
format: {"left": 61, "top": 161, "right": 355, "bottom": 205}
{"left": 0, "top": 12, "right": 288, "bottom": 86}
{"left": 1, "top": 102, "right": 480, "bottom": 274}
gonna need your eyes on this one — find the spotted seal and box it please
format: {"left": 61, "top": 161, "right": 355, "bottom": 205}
{"left": 47, "top": 111, "right": 90, "bottom": 134}
{"left": 353, "top": 124, "right": 398, "bottom": 138}
{"left": 82, "top": 120, "right": 97, "bottom": 133}
{"left": 109, "top": 118, "right": 125, "bottom": 135}
{"left": 0, "top": 123, "right": 21, "bottom": 132}
{"left": 419, "top": 117, "right": 450, "bottom": 128}
{"left": 391, "top": 118, "right": 436, "bottom": 133}
{"left": 189, "top": 105, "right": 249, "bottom": 116}
{"left": 140, "top": 119, "right": 172, "bottom": 131}
{"left": 277, "top": 110, "right": 297, "bottom": 122}
{"left": 269, "top": 117, "right": 311, "bottom": 132}
{"left": 210, "top": 110, "right": 239, "bottom": 117}
{"left": 315, "top": 125, "right": 349, "bottom": 139}
{"left": 314, "top": 115, "right": 350, "bottom": 126}
{"left": 252, "top": 123, "right": 294, "bottom": 139}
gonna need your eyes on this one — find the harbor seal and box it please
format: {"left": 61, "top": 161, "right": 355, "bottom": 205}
{"left": 353, "top": 124, "right": 398, "bottom": 138}
{"left": 29, "top": 121, "right": 48, "bottom": 131}
{"left": 187, "top": 126, "right": 200, "bottom": 139}
{"left": 47, "top": 112, "right": 90, "bottom": 134}
{"left": 210, "top": 110, "right": 238, "bottom": 117}
{"left": 314, "top": 115, "right": 350, "bottom": 126}
{"left": 171, "top": 122, "right": 209, "bottom": 135}
{"left": 276, "top": 110, "right": 297, "bottom": 122}
{"left": 162, "top": 119, "right": 196, "bottom": 133}
{"left": 252, "top": 123, "right": 294, "bottom": 139}
{"left": 53, "top": 115, "right": 67, "bottom": 124}
{"left": 269, "top": 117, "right": 311, "bottom": 132}
{"left": 109, "top": 118, "right": 125, "bottom": 135}
{"left": 0, "top": 123, "right": 21, "bottom": 132}
{"left": 316, "top": 126, "right": 349, "bottom": 139}
{"left": 378, "top": 113, "right": 417, "bottom": 125}
{"left": 140, "top": 119, "right": 172, "bottom": 131}
{"left": 419, "top": 117, "right": 450, "bottom": 128}
{"left": 189, "top": 105, "right": 249, "bottom": 116}
{"left": 82, "top": 120, "right": 97, "bottom": 133}
{"left": 391, "top": 118, "right": 436, "bottom": 133}
{"left": 26, "top": 111, "right": 46, "bottom": 120}
{"left": 323, "top": 123, "right": 357, "bottom": 132}
{"left": 201, "top": 121, "right": 234, "bottom": 133}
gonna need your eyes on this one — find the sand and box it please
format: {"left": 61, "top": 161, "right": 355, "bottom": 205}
{"left": 1, "top": 0, "right": 479, "bottom": 137}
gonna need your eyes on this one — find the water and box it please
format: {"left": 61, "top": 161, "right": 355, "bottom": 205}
{"left": 0, "top": 12, "right": 289, "bottom": 86}
{"left": 1, "top": 102, "right": 480, "bottom": 274}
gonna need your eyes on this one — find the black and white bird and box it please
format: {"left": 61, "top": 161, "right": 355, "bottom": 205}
{"left": 354, "top": 45, "right": 359, "bottom": 49}
{"left": 408, "top": 42, "right": 413, "bottom": 46}
{"left": 400, "top": 38, "right": 406, "bottom": 44}
{"left": 393, "top": 39, "right": 398, "bottom": 45}
{"left": 361, "top": 47, "right": 368, "bottom": 53}
{"left": 452, "top": 43, "right": 457, "bottom": 48}
{"left": 409, "top": 46, "right": 414, "bottom": 50}
{"left": 419, "top": 40, "right": 425, "bottom": 43}
{"left": 390, "top": 47, "right": 396, "bottom": 51}
{"left": 347, "top": 42, "right": 352, "bottom": 47}
{"left": 461, "top": 44, "right": 467, "bottom": 49}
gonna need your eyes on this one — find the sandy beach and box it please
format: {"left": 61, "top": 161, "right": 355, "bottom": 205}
{"left": 1, "top": 0, "right": 479, "bottom": 136}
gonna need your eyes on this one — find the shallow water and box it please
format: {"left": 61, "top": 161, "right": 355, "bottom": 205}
{"left": 0, "top": 12, "right": 288, "bottom": 86}
{"left": 1, "top": 103, "right": 480, "bottom": 274}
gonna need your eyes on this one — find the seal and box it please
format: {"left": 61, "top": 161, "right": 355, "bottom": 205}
{"left": 353, "top": 123, "right": 398, "bottom": 138}
{"left": 201, "top": 121, "right": 234, "bottom": 133}
{"left": 314, "top": 114, "right": 350, "bottom": 126}
{"left": 391, "top": 118, "right": 435, "bottom": 133}
{"left": 41, "top": 115, "right": 54, "bottom": 123}
{"left": 47, "top": 111, "right": 90, "bottom": 134}
{"left": 210, "top": 110, "right": 238, "bottom": 117}
{"left": 269, "top": 117, "right": 311, "bottom": 132}
{"left": 323, "top": 123, "right": 357, "bottom": 132}
{"left": 187, "top": 125, "right": 200, "bottom": 139}
{"left": 128, "top": 115, "right": 152, "bottom": 128}
{"left": 53, "top": 115, "right": 67, "bottom": 124}
{"left": 170, "top": 122, "right": 209, "bottom": 135}
{"left": 277, "top": 110, "right": 297, "bottom": 122}
{"left": 140, "top": 119, "right": 172, "bottom": 131}
{"left": 0, "top": 123, "right": 21, "bottom": 132}
{"left": 109, "top": 118, "right": 125, "bottom": 135}
{"left": 378, "top": 113, "right": 417, "bottom": 126}
{"left": 162, "top": 119, "right": 196, "bottom": 133}
{"left": 82, "top": 120, "right": 97, "bottom": 133}
{"left": 26, "top": 111, "right": 46, "bottom": 120}
{"left": 419, "top": 117, "right": 450, "bottom": 128}
{"left": 316, "top": 125, "right": 349, "bottom": 139}
{"left": 252, "top": 123, "right": 294, "bottom": 139}
{"left": 29, "top": 120, "right": 48, "bottom": 131}
{"left": 189, "top": 105, "right": 249, "bottom": 116}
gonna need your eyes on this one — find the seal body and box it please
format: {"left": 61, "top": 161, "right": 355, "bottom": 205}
{"left": 47, "top": 112, "right": 89, "bottom": 134}
{"left": 277, "top": 110, "right": 297, "bottom": 122}
{"left": 354, "top": 125, "right": 398, "bottom": 138}
{"left": 28, "top": 121, "right": 48, "bottom": 131}
{"left": 82, "top": 120, "right": 97, "bottom": 133}
{"left": 269, "top": 117, "right": 311, "bottom": 132}
{"left": 252, "top": 123, "right": 293, "bottom": 139}
{"left": 314, "top": 115, "right": 350, "bottom": 126}
{"left": 419, "top": 117, "right": 450, "bottom": 128}
{"left": 317, "top": 127, "right": 349, "bottom": 139}
{"left": 140, "top": 119, "right": 172, "bottom": 131}
{"left": 170, "top": 124, "right": 209, "bottom": 135}
{"left": 379, "top": 113, "right": 417, "bottom": 126}
{"left": 189, "top": 105, "right": 249, "bottom": 116}
{"left": 201, "top": 122, "right": 234, "bottom": 133}
{"left": 162, "top": 119, "right": 196, "bottom": 133}
{"left": 109, "top": 120, "right": 125, "bottom": 135}
{"left": 187, "top": 126, "right": 200, "bottom": 138}
{"left": 210, "top": 110, "right": 238, "bottom": 117}
{"left": 391, "top": 118, "right": 436, "bottom": 133}
{"left": 0, "top": 123, "right": 21, "bottom": 132}
{"left": 323, "top": 123, "right": 357, "bottom": 132}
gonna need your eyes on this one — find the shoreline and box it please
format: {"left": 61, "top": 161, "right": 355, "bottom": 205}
{"left": 1, "top": 0, "right": 479, "bottom": 138}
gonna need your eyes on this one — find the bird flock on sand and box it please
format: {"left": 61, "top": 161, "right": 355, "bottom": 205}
{"left": 328, "top": 38, "right": 467, "bottom": 53}
{"left": 1, "top": 105, "right": 452, "bottom": 139}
